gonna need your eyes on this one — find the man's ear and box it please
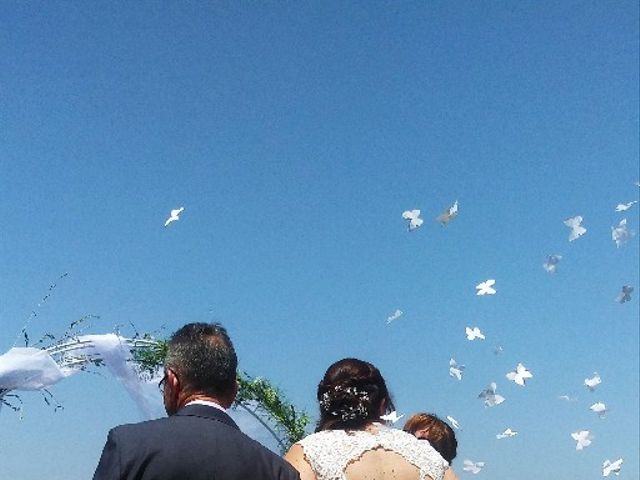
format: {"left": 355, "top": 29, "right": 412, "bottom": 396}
{"left": 220, "top": 379, "right": 238, "bottom": 409}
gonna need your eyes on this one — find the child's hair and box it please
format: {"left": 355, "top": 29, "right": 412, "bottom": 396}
{"left": 403, "top": 413, "right": 458, "bottom": 463}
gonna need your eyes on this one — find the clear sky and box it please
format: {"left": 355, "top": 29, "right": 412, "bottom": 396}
{"left": 1, "top": 2, "right": 638, "bottom": 479}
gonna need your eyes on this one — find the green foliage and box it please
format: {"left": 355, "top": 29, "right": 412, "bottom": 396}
{"left": 236, "top": 371, "right": 310, "bottom": 451}
{"left": 131, "top": 339, "right": 168, "bottom": 377}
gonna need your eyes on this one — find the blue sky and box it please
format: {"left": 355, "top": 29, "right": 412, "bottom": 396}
{"left": 1, "top": 2, "right": 638, "bottom": 478}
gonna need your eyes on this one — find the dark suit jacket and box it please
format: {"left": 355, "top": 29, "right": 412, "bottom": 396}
{"left": 93, "top": 404, "right": 301, "bottom": 480}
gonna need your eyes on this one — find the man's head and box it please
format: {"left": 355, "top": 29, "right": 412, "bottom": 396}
{"left": 161, "top": 322, "right": 238, "bottom": 415}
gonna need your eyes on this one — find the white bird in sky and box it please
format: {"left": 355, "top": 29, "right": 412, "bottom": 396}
{"left": 615, "top": 286, "right": 633, "bottom": 304}
{"left": 558, "top": 394, "right": 577, "bottom": 402}
{"left": 590, "top": 402, "right": 608, "bottom": 418}
{"left": 478, "top": 382, "right": 505, "bottom": 407}
{"left": 402, "top": 210, "right": 424, "bottom": 231}
{"left": 475, "top": 279, "right": 496, "bottom": 296}
{"left": 615, "top": 201, "right": 637, "bottom": 212}
{"left": 564, "top": 216, "right": 587, "bottom": 242}
{"left": 386, "top": 309, "right": 403, "bottom": 324}
{"left": 380, "top": 411, "right": 404, "bottom": 423}
{"left": 436, "top": 200, "right": 459, "bottom": 225}
{"left": 571, "top": 430, "right": 594, "bottom": 450}
{"left": 611, "top": 219, "right": 634, "bottom": 247}
{"left": 543, "top": 255, "right": 562, "bottom": 273}
{"left": 465, "top": 326, "right": 485, "bottom": 341}
{"left": 496, "top": 428, "right": 518, "bottom": 439}
{"left": 493, "top": 345, "right": 504, "bottom": 355}
{"left": 602, "top": 458, "right": 623, "bottom": 477}
{"left": 449, "top": 358, "right": 465, "bottom": 380}
{"left": 506, "top": 363, "right": 533, "bottom": 386}
{"left": 446, "top": 415, "right": 461, "bottom": 430}
{"left": 585, "top": 373, "right": 602, "bottom": 391}
{"left": 164, "top": 207, "right": 185, "bottom": 227}
{"left": 463, "top": 460, "right": 485, "bottom": 474}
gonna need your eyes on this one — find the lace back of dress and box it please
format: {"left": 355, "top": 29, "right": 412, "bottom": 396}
{"left": 298, "top": 427, "right": 447, "bottom": 480}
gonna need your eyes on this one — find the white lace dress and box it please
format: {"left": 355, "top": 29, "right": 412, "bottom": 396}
{"left": 296, "top": 424, "right": 448, "bottom": 480}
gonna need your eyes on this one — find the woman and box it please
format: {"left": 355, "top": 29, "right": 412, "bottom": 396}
{"left": 285, "top": 358, "right": 448, "bottom": 480}
{"left": 403, "top": 413, "right": 459, "bottom": 480}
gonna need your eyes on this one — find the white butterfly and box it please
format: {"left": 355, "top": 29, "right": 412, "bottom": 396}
{"left": 475, "top": 279, "right": 496, "bottom": 296}
{"left": 543, "top": 255, "right": 562, "bottom": 273}
{"left": 446, "top": 415, "right": 461, "bottom": 430}
{"left": 478, "top": 382, "right": 505, "bottom": 407}
{"left": 436, "top": 200, "right": 458, "bottom": 225}
{"left": 615, "top": 286, "right": 633, "bottom": 304}
{"left": 386, "top": 309, "right": 403, "bottom": 324}
{"left": 463, "top": 460, "right": 485, "bottom": 474}
{"left": 615, "top": 201, "right": 637, "bottom": 212}
{"left": 611, "top": 219, "right": 634, "bottom": 247}
{"left": 449, "top": 358, "right": 465, "bottom": 380}
{"left": 496, "top": 428, "right": 518, "bottom": 439}
{"left": 506, "top": 363, "right": 533, "bottom": 386}
{"left": 564, "top": 216, "right": 587, "bottom": 241}
{"left": 571, "top": 430, "right": 593, "bottom": 450}
{"left": 164, "top": 207, "right": 185, "bottom": 227}
{"left": 380, "top": 410, "right": 404, "bottom": 423}
{"left": 402, "top": 209, "right": 424, "bottom": 231}
{"left": 590, "top": 402, "right": 608, "bottom": 418}
{"left": 585, "top": 373, "right": 602, "bottom": 391}
{"left": 602, "top": 458, "right": 623, "bottom": 477}
{"left": 465, "top": 326, "right": 485, "bottom": 341}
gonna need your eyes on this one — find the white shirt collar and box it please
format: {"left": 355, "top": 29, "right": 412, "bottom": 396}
{"left": 185, "top": 399, "right": 227, "bottom": 412}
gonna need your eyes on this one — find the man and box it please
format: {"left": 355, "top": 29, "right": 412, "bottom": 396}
{"left": 93, "top": 322, "right": 300, "bottom": 480}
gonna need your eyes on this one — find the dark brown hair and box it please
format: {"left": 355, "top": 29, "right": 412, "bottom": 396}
{"left": 403, "top": 413, "right": 458, "bottom": 463}
{"left": 315, "top": 358, "right": 394, "bottom": 432}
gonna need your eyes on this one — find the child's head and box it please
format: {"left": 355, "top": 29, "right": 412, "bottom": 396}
{"left": 403, "top": 413, "right": 458, "bottom": 463}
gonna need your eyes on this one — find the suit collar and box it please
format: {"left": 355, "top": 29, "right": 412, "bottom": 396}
{"left": 175, "top": 404, "right": 239, "bottom": 430}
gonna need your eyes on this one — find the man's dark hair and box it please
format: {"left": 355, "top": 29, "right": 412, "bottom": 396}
{"left": 165, "top": 322, "right": 237, "bottom": 398}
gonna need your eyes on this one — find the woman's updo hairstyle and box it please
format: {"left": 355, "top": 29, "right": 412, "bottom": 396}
{"left": 315, "top": 358, "right": 395, "bottom": 432}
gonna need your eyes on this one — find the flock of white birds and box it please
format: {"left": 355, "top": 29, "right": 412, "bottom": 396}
{"left": 161, "top": 194, "right": 636, "bottom": 478}
{"left": 395, "top": 194, "right": 637, "bottom": 477}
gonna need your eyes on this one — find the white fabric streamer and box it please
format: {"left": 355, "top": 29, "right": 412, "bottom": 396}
{"left": 0, "top": 347, "right": 75, "bottom": 391}
{"left": 74, "top": 334, "right": 161, "bottom": 420}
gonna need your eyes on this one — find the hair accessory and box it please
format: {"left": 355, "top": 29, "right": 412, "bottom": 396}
{"left": 319, "top": 385, "right": 370, "bottom": 421}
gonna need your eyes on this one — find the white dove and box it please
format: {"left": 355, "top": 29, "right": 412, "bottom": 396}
{"left": 590, "top": 402, "right": 608, "bottom": 418}
{"left": 611, "top": 219, "right": 634, "bottom": 247}
{"left": 543, "top": 255, "right": 562, "bottom": 273}
{"left": 402, "top": 210, "right": 424, "bottom": 231}
{"left": 386, "top": 309, "right": 403, "bottom": 324}
{"left": 436, "top": 200, "right": 459, "bottom": 225}
{"left": 478, "top": 382, "right": 505, "bottom": 407}
{"left": 380, "top": 410, "right": 404, "bottom": 423}
{"left": 463, "top": 460, "right": 485, "bottom": 474}
{"left": 571, "top": 430, "right": 593, "bottom": 450}
{"left": 615, "top": 201, "right": 637, "bottom": 212}
{"left": 564, "top": 216, "right": 587, "bottom": 241}
{"left": 449, "top": 358, "right": 465, "bottom": 380}
{"left": 615, "top": 285, "right": 633, "bottom": 304}
{"left": 164, "top": 207, "right": 185, "bottom": 227}
{"left": 585, "top": 373, "right": 602, "bottom": 391}
{"left": 475, "top": 279, "right": 496, "bottom": 296}
{"left": 465, "top": 326, "right": 485, "bottom": 341}
{"left": 446, "top": 415, "right": 461, "bottom": 430}
{"left": 506, "top": 363, "right": 533, "bottom": 386}
{"left": 496, "top": 428, "right": 518, "bottom": 439}
{"left": 602, "top": 458, "right": 623, "bottom": 477}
